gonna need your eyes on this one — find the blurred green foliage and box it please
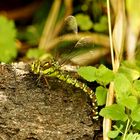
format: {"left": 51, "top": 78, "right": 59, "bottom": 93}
{"left": 75, "top": 14, "right": 93, "bottom": 31}
{"left": 17, "top": 0, "right": 52, "bottom": 46}
{"left": 75, "top": 0, "right": 108, "bottom": 33}
{"left": 18, "top": 25, "right": 42, "bottom": 46}
{"left": 91, "top": 0, "right": 103, "bottom": 21}
{"left": 75, "top": 13, "right": 108, "bottom": 32}
{"left": 93, "top": 15, "right": 108, "bottom": 32}
{"left": 26, "top": 48, "right": 45, "bottom": 59}
{"left": 0, "top": 16, "right": 17, "bottom": 63}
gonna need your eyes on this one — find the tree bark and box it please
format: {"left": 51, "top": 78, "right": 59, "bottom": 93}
{"left": 0, "top": 62, "right": 101, "bottom": 140}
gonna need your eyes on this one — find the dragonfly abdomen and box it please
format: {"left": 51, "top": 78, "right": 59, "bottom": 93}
{"left": 56, "top": 72, "right": 99, "bottom": 120}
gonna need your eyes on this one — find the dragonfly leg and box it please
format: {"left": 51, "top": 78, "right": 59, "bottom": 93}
{"left": 36, "top": 74, "right": 42, "bottom": 85}
{"left": 44, "top": 77, "right": 51, "bottom": 89}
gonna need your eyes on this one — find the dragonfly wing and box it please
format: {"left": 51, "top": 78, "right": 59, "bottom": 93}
{"left": 60, "top": 15, "right": 78, "bottom": 35}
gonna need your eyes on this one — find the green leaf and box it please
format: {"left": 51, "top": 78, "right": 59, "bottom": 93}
{"left": 95, "top": 86, "right": 107, "bottom": 106}
{"left": 107, "top": 130, "right": 120, "bottom": 139}
{"left": 131, "top": 105, "right": 140, "bottom": 122}
{"left": 100, "top": 104, "right": 128, "bottom": 121}
{"left": 118, "top": 95, "right": 137, "bottom": 110}
{"left": 93, "top": 23, "right": 108, "bottom": 33}
{"left": 18, "top": 25, "right": 41, "bottom": 45}
{"left": 26, "top": 48, "right": 46, "bottom": 59}
{"left": 78, "top": 65, "right": 114, "bottom": 84}
{"left": 125, "top": 133, "right": 140, "bottom": 140}
{"left": 108, "top": 124, "right": 123, "bottom": 139}
{"left": 118, "top": 65, "right": 140, "bottom": 81}
{"left": 96, "top": 64, "right": 114, "bottom": 86}
{"left": 133, "top": 122, "right": 140, "bottom": 130}
{"left": 77, "top": 66, "right": 97, "bottom": 82}
{"left": 0, "top": 16, "right": 17, "bottom": 63}
{"left": 75, "top": 14, "right": 93, "bottom": 31}
{"left": 114, "top": 73, "right": 131, "bottom": 97}
{"left": 100, "top": 16, "right": 108, "bottom": 24}
{"left": 122, "top": 60, "right": 140, "bottom": 72}
{"left": 132, "top": 80, "right": 140, "bottom": 98}
{"left": 93, "top": 16, "right": 108, "bottom": 33}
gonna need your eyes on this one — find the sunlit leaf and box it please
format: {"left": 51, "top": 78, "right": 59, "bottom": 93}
{"left": 77, "top": 66, "right": 97, "bottom": 82}
{"left": 131, "top": 105, "right": 140, "bottom": 122}
{"left": 100, "top": 104, "right": 128, "bottom": 121}
{"left": 132, "top": 80, "right": 140, "bottom": 98}
{"left": 95, "top": 86, "right": 107, "bottom": 106}
{"left": 118, "top": 65, "right": 140, "bottom": 81}
{"left": 114, "top": 73, "right": 131, "bottom": 97}
{"left": 118, "top": 95, "right": 137, "bottom": 110}
{"left": 108, "top": 130, "right": 120, "bottom": 139}
{"left": 96, "top": 65, "right": 114, "bottom": 86}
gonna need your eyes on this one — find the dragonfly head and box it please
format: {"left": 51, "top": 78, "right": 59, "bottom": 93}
{"left": 31, "top": 60, "right": 54, "bottom": 75}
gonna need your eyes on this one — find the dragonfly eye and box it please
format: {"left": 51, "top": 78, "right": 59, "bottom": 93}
{"left": 43, "top": 62, "right": 51, "bottom": 69}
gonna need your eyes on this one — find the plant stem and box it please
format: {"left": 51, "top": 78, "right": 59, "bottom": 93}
{"left": 123, "top": 119, "right": 130, "bottom": 140}
{"left": 103, "top": 0, "right": 115, "bottom": 140}
{"left": 107, "top": 0, "right": 114, "bottom": 69}
{"left": 103, "top": 82, "right": 114, "bottom": 140}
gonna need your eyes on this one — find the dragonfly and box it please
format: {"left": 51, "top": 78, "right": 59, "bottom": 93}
{"left": 31, "top": 16, "right": 99, "bottom": 120}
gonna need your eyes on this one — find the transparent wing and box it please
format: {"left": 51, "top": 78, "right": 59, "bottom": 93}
{"left": 53, "top": 15, "right": 78, "bottom": 63}
{"left": 74, "top": 36, "right": 94, "bottom": 48}
{"left": 66, "top": 36, "right": 97, "bottom": 65}
{"left": 71, "top": 36, "right": 109, "bottom": 66}
{"left": 52, "top": 15, "right": 99, "bottom": 67}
